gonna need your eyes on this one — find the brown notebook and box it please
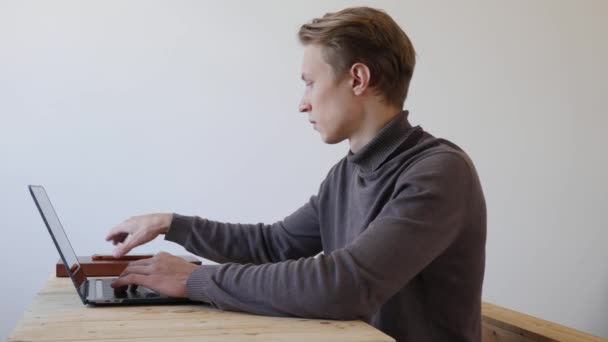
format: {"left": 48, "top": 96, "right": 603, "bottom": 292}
{"left": 56, "top": 255, "right": 202, "bottom": 277}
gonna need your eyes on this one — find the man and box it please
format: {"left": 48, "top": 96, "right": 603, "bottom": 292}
{"left": 107, "top": 6, "right": 486, "bottom": 342}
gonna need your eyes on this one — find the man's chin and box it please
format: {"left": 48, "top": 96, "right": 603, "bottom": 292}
{"left": 320, "top": 133, "right": 345, "bottom": 145}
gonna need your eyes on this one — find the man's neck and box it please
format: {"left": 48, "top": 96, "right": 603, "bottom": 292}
{"left": 348, "top": 105, "right": 402, "bottom": 153}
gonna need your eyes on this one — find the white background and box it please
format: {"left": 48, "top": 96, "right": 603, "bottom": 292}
{"left": 1, "top": 0, "right": 607, "bottom": 339}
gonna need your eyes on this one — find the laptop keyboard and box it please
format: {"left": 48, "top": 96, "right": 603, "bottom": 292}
{"left": 96, "top": 278, "right": 160, "bottom": 299}
{"left": 102, "top": 278, "right": 121, "bottom": 297}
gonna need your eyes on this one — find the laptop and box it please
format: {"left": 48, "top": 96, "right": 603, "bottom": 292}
{"left": 29, "top": 184, "right": 193, "bottom": 305}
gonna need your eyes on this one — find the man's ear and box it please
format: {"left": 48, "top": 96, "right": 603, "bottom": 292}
{"left": 349, "top": 63, "right": 371, "bottom": 96}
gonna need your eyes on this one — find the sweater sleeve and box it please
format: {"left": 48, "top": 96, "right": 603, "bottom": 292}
{"left": 165, "top": 193, "right": 323, "bottom": 265}
{"left": 183, "top": 152, "right": 476, "bottom": 319}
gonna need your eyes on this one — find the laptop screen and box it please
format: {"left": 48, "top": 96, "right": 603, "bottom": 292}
{"left": 29, "top": 185, "right": 87, "bottom": 301}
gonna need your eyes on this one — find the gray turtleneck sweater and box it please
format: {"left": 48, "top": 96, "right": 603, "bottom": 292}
{"left": 165, "top": 111, "right": 486, "bottom": 342}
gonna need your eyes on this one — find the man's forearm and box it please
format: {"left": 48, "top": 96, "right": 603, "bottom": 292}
{"left": 165, "top": 198, "right": 322, "bottom": 265}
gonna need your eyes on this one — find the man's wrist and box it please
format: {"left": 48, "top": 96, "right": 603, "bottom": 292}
{"left": 158, "top": 213, "right": 174, "bottom": 234}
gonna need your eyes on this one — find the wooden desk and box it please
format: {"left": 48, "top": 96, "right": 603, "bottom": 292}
{"left": 482, "top": 302, "right": 607, "bottom": 342}
{"left": 8, "top": 276, "right": 394, "bottom": 342}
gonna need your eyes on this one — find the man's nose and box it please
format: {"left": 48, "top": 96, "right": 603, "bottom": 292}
{"left": 299, "top": 99, "right": 311, "bottom": 113}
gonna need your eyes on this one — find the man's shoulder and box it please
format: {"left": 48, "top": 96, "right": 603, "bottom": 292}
{"left": 351, "top": 130, "right": 475, "bottom": 195}
{"left": 394, "top": 132, "right": 481, "bottom": 189}
{"left": 406, "top": 130, "right": 475, "bottom": 168}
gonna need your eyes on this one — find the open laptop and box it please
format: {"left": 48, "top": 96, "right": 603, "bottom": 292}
{"left": 29, "top": 184, "right": 193, "bottom": 305}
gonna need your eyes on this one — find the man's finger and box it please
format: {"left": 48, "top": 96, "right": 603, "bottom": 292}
{"left": 113, "top": 239, "right": 137, "bottom": 258}
{"left": 156, "top": 251, "right": 171, "bottom": 257}
{"left": 119, "top": 264, "right": 153, "bottom": 278}
{"left": 111, "top": 273, "right": 147, "bottom": 289}
{"left": 107, "top": 232, "right": 129, "bottom": 244}
{"left": 113, "top": 247, "right": 130, "bottom": 258}
{"left": 105, "top": 223, "right": 129, "bottom": 241}
{"left": 128, "top": 258, "right": 154, "bottom": 267}
{"left": 117, "top": 258, "right": 155, "bottom": 278}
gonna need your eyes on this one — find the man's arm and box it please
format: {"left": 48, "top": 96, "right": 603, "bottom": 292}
{"left": 165, "top": 192, "right": 323, "bottom": 265}
{"left": 183, "top": 152, "right": 480, "bottom": 319}
{"left": 111, "top": 192, "right": 325, "bottom": 294}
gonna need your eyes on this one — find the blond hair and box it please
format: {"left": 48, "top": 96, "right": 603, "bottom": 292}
{"left": 299, "top": 7, "right": 416, "bottom": 108}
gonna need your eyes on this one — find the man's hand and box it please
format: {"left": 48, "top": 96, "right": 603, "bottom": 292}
{"left": 105, "top": 214, "right": 174, "bottom": 258}
{"left": 111, "top": 252, "right": 199, "bottom": 298}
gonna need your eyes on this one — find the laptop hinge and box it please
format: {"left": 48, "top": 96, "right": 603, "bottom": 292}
{"left": 83, "top": 279, "right": 89, "bottom": 300}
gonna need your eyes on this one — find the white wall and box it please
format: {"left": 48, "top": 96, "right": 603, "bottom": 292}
{"left": 1, "top": 0, "right": 606, "bottom": 339}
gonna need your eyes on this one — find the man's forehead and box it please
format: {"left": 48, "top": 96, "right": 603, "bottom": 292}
{"left": 301, "top": 45, "right": 328, "bottom": 77}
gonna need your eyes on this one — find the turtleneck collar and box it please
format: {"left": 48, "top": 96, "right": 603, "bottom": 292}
{"left": 346, "top": 110, "right": 419, "bottom": 172}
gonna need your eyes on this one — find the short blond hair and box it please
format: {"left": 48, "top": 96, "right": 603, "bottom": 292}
{"left": 298, "top": 7, "right": 416, "bottom": 108}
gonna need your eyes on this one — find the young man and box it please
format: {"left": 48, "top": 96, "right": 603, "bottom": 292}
{"left": 107, "top": 7, "right": 486, "bottom": 342}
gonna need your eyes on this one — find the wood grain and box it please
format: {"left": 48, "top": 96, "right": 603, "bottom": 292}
{"left": 8, "top": 276, "right": 394, "bottom": 342}
{"left": 482, "top": 303, "right": 606, "bottom": 342}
